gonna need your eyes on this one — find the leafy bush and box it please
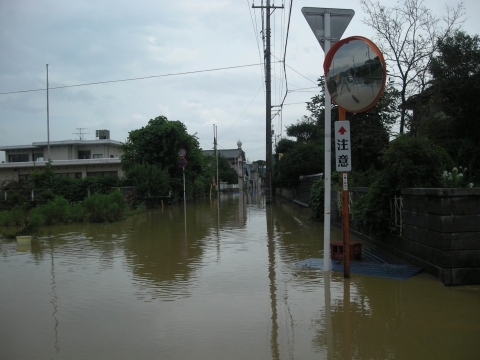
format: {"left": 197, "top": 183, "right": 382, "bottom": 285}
{"left": 352, "top": 175, "right": 394, "bottom": 238}
{"left": 69, "top": 204, "right": 86, "bottom": 223}
{"left": 0, "top": 205, "right": 27, "bottom": 227}
{"left": 36, "top": 190, "right": 55, "bottom": 203}
{"left": 275, "top": 141, "right": 324, "bottom": 188}
{"left": 0, "top": 190, "right": 29, "bottom": 211}
{"left": 380, "top": 135, "right": 446, "bottom": 189}
{"left": 126, "top": 163, "right": 170, "bottom": 198}
{"left": 309, "top": 180, "right": 325, "bottom": 221}
{"left": 83, "top": 191, "right": 126, "bottom": 223}
{"left": 29, "top": 196, "right": 70, "bottom": 226}
{"left": 353, "top": 135, "right": 447, "bottom": 238}
{"left": 31, "top": 162, "right": 121, "bottom": 203}
{"left": 0, "top": 205, "right": 29, "bottom": 238}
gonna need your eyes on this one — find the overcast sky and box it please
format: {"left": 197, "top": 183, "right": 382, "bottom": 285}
{"left": 1, "top": 0, "right": 478, "bottom": 163}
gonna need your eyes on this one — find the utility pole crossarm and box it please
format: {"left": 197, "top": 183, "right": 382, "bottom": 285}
{"left": 252, "top": 4, "right": 284, "bottom": 9}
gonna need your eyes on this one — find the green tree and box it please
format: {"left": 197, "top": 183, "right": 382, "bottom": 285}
{"left": 285, "top": 116, "right": 319, "bottom": 143}
{"left": 203, "top": 154, "right": 238, "bottom": 185}
{"left": 126, "top": 163, "right": 170, "bottom": 198}
{"left": 217, "top": 155, "right": 238, "bottom": 184}
{"left": 354, "top": 135, "right": 450, "bottom": 237}
{"left": 121, "top": 116, "right": 207, "bottom": 200}
{"left": 426, "top": 30, "right": 480, "bottom": 181}
{"left": 275, "top": 139, "right": 324, "bottom": 188}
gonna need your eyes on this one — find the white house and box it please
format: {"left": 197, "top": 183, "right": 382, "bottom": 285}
{"left": 0, "top": 130, "right": 124, "bottom": 182}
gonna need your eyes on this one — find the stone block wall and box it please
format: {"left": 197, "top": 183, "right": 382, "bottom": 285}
{"left": 401, "top": 188, "right": 480, "bottom": 285}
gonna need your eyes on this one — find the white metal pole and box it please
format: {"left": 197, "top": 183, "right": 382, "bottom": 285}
{"left": 183, "top": 166, "right": 187, "bottom": 233}
{"left": 323, "top": 11, "right": 332, "bottom": 271}
{"left": 46, "top": 64, "right": 50, "bottom": 161}
{"left": 215, "top": 126, "right": 219, "bottom": 190}
{"left": 183, "top": 167, "right": 186, "bottom": 207}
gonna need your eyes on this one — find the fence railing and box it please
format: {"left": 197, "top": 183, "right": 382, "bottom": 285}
{"left": 391, "top": 195, "right": 403, "bottom": 235}
{"left": 335, "top": 190, "right": 404, "bottom": 235}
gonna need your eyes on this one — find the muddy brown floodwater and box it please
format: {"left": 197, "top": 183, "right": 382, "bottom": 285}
{"left": 1, "top": 194, "right": 479, "bottom": 359}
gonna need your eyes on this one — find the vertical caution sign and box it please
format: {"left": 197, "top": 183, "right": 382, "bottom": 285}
{"left": 334, "top": 121, "right": 352, "bottom": 172}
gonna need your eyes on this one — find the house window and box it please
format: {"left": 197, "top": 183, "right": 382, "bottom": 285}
{"left": 93, "top": 154, "right": 103, "bottom": 159}
{"left": 33, "top": 153, "right": 44, "bottom": 161}
{"left": 78, "top": 150, "right": 91, "bottom": 159}
{"left": 87, "top": 171, "right": 118, "bottom": 177}
{"left": 8, "top": 154, "right": 29, "bottom": 162}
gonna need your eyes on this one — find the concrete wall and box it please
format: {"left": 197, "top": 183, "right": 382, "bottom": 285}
{"left": 401, "top": 188, "right": 480, "bottom": 285}
{"left": 338, "top": 187, "right": 480, "bottom": 285}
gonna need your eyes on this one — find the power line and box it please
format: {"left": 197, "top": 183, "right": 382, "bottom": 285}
{"left": 272, "top": 54, "right": 318, "bottom": 85}
{"left": 220, "top": 83, "right": 264, "bottom": 138}
{"left": 247, "top": 0, "right": 265, "bottom": 93}
{"left": 0, "top": 62, "right": 273, "bottom": 95}
{"left": 288, "top": 86, "right": 320, "bottom": 92}
{"left": 282, "top": 101, "right": 308, "bottom": 106}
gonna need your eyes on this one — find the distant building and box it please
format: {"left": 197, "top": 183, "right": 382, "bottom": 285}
{"left": 244, "top": 163, "right": 261, "bottom": 192}
{"left": 203, "top": 141, "right": 246, "bottom": 190}
{"left": 0, "top": 130, "right": 124, "bottom": 182}
{"left": 203, "top": 148, "right": 245, "bottom": 178}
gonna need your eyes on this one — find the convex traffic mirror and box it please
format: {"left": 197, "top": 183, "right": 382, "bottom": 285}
{"left": 324, "top": 36, "right": 386, "bottom": 113}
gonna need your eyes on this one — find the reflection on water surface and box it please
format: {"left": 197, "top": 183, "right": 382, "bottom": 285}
{"left": 1, "top": 194, "right": 479, "bottom": 359}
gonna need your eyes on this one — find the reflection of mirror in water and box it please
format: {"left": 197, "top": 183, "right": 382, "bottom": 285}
{"left": 326, "top": 39, "right": 384, "bottom": 112}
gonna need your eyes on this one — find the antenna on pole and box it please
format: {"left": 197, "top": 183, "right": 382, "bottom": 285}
{"left": 73, "top": 128, "right": 89, "bottom": 140}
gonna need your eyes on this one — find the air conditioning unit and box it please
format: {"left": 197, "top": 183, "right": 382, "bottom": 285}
{"left": 96, "top": 130, "right": 110, "bottom": 140}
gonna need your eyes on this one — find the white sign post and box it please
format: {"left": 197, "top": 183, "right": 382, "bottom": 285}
{"left": 302, "top": 8, "right": 354, "bottom": 271}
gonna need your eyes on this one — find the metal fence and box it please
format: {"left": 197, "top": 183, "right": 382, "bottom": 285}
{"left": 390, "top": 195, "right": 403, "bottom": 235}
{"left": 335, "top": 190, "right": 404, "bottom": 235}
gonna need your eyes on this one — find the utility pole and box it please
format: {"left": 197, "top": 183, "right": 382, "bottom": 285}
{"left": 253, "top": 0, "right": 283, "bottom": 204}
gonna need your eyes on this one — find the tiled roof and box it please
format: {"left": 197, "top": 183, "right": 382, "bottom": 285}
{"left": 203, "top": 148, "right": 244, "bottom": 159}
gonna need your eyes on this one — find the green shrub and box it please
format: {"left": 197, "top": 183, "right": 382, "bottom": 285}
{"left": 1, "top": 191, "right": 29, "bottom": 211}
{"left": 0, "top": 206, "right": 27, "bottom": 227}
{"left": 36, "top": 189, "right": 55, "bottom": 203}
{"left": 352, "top": 175, "right": 394, "bottom": 238}
{"left": 353, "top": 135, "right": 447, "bottom": 238}
{"left": 309, "top": 180, "right": 325, "bottom": 221}
{"left": 83, "top": 190, "right": 126, "bottom": 223}
{"left": 0, "top": 206, "right": 29, "bottom": 238}
{"left": 69, "top": 204, "right": 86, "bottom": 223}
{"left": 30, "top": 196, "right": 70, "bottom": 226}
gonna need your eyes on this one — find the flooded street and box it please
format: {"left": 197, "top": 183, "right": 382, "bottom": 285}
{"left": 1, "top": 194, "right": 479, "bottom": 359}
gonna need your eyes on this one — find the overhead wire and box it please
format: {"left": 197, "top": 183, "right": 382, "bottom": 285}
{"left": 247, "top": 0, "right": 265, "bottom": 93}
{"left": 0, "top": 62, "right": 271, "bottom": 95}
{"left": 220, "top": 83, "right": 264, "bottom": 138}
{"left": 279, "top": 0, "right": 293, "bottom": 109}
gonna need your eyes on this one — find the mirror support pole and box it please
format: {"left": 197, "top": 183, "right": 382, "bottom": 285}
{"left": 323, "top": 11, "right": 331, "bottom": 272}
{"left": 338, "top": 107, "right": 350, "bottom": 278}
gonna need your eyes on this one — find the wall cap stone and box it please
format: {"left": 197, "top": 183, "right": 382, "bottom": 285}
{"left": 401, "top": 188, "right": 480, "bottom": 196}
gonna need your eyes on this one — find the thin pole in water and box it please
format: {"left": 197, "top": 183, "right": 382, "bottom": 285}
{"left": 46, "top": 64, "right": 50, "bottom": 160}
